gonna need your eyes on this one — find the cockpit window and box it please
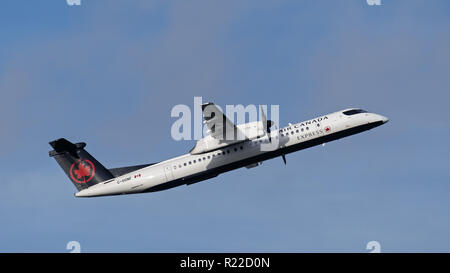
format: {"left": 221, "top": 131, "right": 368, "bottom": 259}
{"left": 343, "top": 109, "right": 368, "bottom": 116}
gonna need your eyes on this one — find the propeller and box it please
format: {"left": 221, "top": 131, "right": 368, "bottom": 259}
{"left": 259, "top": 106, "right": 285, "bottom": 165}
{"left": 260, "top": 105, "right": 274, "bottom": 141}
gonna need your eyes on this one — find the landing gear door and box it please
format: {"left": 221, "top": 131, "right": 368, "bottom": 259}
{"left": 164, "top": 165, "right": 174, "bottom": 182}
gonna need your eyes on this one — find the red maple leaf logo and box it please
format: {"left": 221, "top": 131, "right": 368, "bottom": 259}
{"left": 74, "top": 162, "right": 92, "bottom": 179}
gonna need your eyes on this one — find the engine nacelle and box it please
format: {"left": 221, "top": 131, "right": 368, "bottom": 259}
{"left": 236, "top": 121, "right": 266, "bottom": 140}
{"left": 190, "top": 121, "right": 266, "bottom": 155}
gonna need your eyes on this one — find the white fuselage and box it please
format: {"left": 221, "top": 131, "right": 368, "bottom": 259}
{"left": 75, "top": 109, "right": 388, "bottom": 197}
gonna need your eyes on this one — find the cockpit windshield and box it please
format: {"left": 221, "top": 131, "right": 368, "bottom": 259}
{"left": 342, "top": 109, "right": 368, "bottom": 116}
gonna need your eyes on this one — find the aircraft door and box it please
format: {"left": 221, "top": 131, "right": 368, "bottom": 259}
{"left": 164, "top": 164, "right": 174, "bottom": 182}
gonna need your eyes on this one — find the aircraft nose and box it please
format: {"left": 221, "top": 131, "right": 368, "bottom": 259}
{"left": 380, "top": 115, "right": 389, "bottom": 124}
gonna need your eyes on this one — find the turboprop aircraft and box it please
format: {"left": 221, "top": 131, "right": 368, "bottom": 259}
{"left": 49, "top": 103, "right": 388, "bottom": 197}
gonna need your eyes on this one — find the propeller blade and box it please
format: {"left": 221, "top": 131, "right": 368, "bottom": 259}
{"left": 260, "top": 106, "right": 274, "bottom": 142}
{"left": 260, "top": 105, "right": 268, "bottom": 131}
{"left": 260, "top": 105, "right": 269, "bottom": 141}
{"left": 267, "top": 120, "right": 274, "bottom": 134}
{"left": 282, "top": 154, "right": 286, "bottom": 165}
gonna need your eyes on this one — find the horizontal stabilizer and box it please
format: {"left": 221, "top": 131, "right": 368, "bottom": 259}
{"left": 49, "top": 138, "right": 86, "bottom": 158}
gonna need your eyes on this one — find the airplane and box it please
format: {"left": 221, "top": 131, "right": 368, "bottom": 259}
{"left": 49, "top": 103, "right": 388, "bottom": 197}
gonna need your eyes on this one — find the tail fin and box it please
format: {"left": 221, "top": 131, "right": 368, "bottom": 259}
{"left": 49, "top": 138, "right": 114, "bottom": 191}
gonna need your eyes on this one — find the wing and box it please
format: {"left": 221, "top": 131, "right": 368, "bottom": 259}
{"left": 202, "top": 102, "right": 238, "bottom": 141}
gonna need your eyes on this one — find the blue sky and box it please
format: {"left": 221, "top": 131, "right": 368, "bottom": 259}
{"left": 0, "top": 0, "right": 449, "bottom": 252}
